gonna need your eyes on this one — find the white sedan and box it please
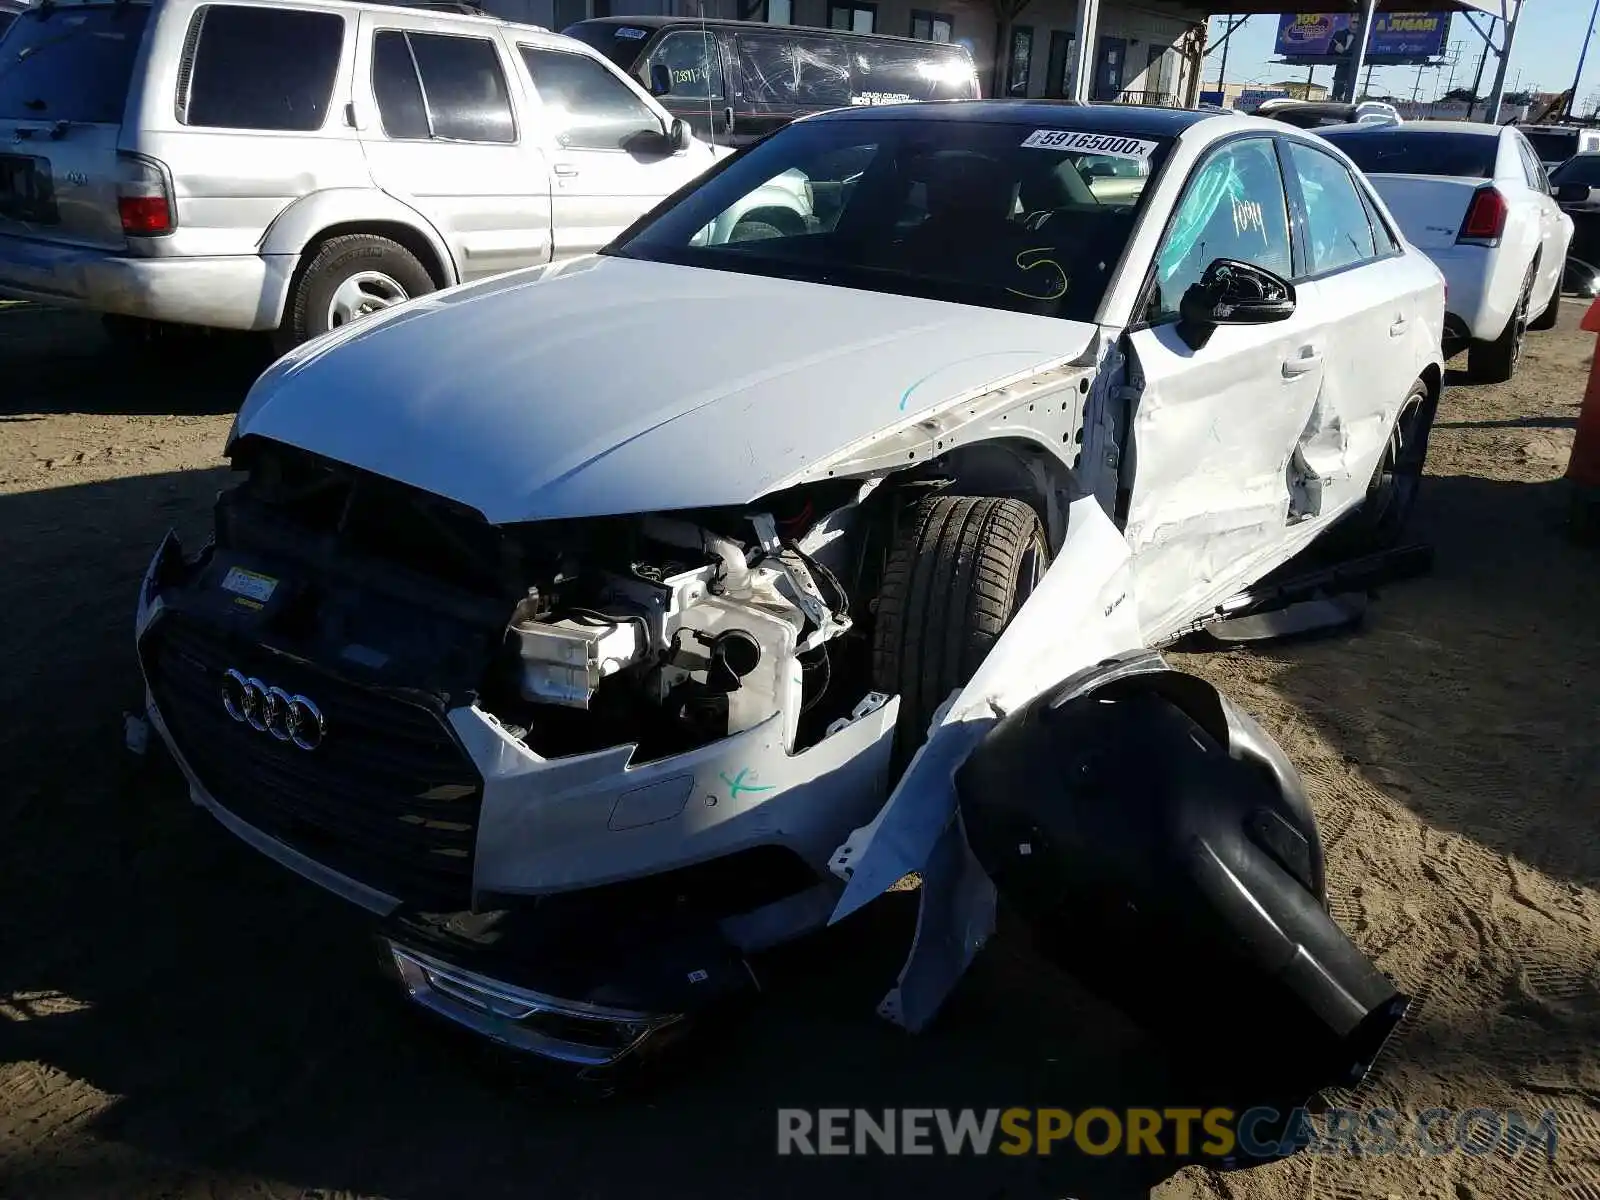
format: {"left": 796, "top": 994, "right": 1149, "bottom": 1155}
{"left": 1321, "top": 120, "right": 1573, "bottom": 383}
{"left": 136, "top": 103, "right": 1439, "bottom": 1094}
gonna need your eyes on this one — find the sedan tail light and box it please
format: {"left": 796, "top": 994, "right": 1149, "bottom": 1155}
{"left": 116, "top": 152, "right": 175, "bottom": 237}
{"left": 1457, "top": 185, "right": 1508, "bottom": 244}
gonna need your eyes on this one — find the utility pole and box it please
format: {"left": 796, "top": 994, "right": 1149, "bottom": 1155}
{"left": 1464, "top": 20, "right": 1490, "bottom": 119}
{"left": 1485, "top": 0, "right": 1525, "bottom": 124}
{"left": 1216, "top": 15, "right": 1231, "bottom": 91}
{"left": 1568, "top": 0, "right": 1600, "bottom": 119}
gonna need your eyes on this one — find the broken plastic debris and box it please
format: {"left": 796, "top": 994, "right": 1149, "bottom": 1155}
{"left": 124, "top": 713, "right": 150, "bottom": 756}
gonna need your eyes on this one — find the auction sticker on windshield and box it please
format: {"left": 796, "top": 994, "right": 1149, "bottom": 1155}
{"left": 1020, "top": 130, "right": 1157, "bottom": 159}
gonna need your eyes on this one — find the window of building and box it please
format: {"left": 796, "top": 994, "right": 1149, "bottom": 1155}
{"left": 829, "top": 2, "right": 876, "bottom": 34}
{"left": 768, "top": 0, "right": 793, "bottom": 23}
{"left": 183, "top": 5, "right": 344, "bottom": 131}
{"left": 909, "top": 9, "right": 952, "bottom": 42}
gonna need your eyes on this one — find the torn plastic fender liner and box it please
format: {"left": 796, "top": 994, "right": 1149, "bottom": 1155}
{"left": 827, "top": 494, "right": 1144, "bottom": 1030}
{"left": 957, "top": 668, "right": 1409, "bottom": 1124}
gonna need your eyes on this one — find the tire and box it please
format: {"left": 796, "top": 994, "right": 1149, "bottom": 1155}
{"left": 1318, "top": 378, "right": 1434, "bottom": 556}
{"left": 275, "top": 234, "right": 435, "bottom": 354}
{"left": 1529, "top": 281, "right": 1560, "bottom": 331}
{"left": 1466, "top": 275, "right": 1531, "bottom": 384}
{"left": 727, "top": 219, "right": 786, "bottom": 243}
{"left": 871, "top": 495, "right": 1050, "bottom": 767}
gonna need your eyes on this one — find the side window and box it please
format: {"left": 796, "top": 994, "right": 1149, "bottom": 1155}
{"left": 1285, "top": 140, "right": 1376, "bottom": 275}
{"left": 1149, "top": 137, "right": 1292, "bottom": 321}
{"left": 371, "top": 31, "right": 515, "bottom": 143}
{"left": 1358, "top": 184, "right": 1399, "bottom": 256}
{"left": 407, "top": 32, "right": 515, "bottom": 143}
{"left": 732, "top": 32, "right": 851, "bottom": 110}
{"left": 790, "top": 35, "right": 852, "bottom": 106}
{"left": 1518, "top": 138, "right": 1550, "bottom": 193}
{"left": 520, "top": 46, "right": 661, "bottom": 151}
{"left": 181, "top": 5, "right": 344, "bottom": 131}
{"left": 643, "top": 31, "right": 723, "bottom": 102}
{"left": 372, "top": 30, "right": 429, "bottom": 140}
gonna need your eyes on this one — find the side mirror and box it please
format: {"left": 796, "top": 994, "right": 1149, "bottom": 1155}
{"left": 667, "top": 117, "right": 690, "bottom": 152}
{"left": 649, "top": 62, "right": 672, "bottom": 97}
{"left": 1176, "top": 258, "right": 1296, "bottom": 351}
{"left": 1557, "top": 182, "right": 1592, "bottom": 204}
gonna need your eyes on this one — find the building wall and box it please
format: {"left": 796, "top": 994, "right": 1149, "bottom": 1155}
{"left": 489, "top": 0, "right": 1205, "bottom": 107}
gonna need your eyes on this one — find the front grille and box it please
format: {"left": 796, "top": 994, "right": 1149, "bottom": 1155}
{"left": 142, "top": 612, "right": 483, "bottom": 910}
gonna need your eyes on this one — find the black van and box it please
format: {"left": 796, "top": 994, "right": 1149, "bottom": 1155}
{"left": 562, "top": 16, "right": 979, "bottom": 146}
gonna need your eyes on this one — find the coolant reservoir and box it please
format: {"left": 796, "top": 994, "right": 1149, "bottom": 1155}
{"left": 674, "top": 573, "right": 805, "bottom": 748}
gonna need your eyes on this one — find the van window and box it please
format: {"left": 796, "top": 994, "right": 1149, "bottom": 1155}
{"left": 182, "top": 6, "right": 344, "bottom": 132}
{"left": 850, "top": 41, "right": 975, "bottom": 102}
{"left": 735, "top": 31, "right": 851, "bottom": 110}
{"left": 372, "top": 30, "right": 516, "bottom": 144}
{"left": 0, "top": 4, "right": 149, "bottom": 123}
{"left": 520, "top": 46, "right": 662, "bottom": 151}
{"left": 643, "top": 30, "right": 722, "bottom": 101}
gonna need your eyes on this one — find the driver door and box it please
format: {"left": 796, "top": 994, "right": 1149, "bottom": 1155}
{"left": 1122, "top": 135, "right": 1327, "bottom": 640}
{"left": 513, "top": 42, "right": 717, "bottom": 261}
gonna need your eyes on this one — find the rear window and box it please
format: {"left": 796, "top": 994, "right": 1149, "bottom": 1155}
{"left": 1319, "top": 130, "right": 1497, "bottom": 179}
{"left": 180, "top": 5, "right": 345, "bottom": 132}
{"left": 561, "top": 21, "right": 652, "bottom": 71}
{"left": 0, "top": 4, "right": 149, "bottom": 123}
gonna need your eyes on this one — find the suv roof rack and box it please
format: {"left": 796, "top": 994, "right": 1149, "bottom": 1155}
{"left": 363, "top": 0, "right": 490, "bottom": 14}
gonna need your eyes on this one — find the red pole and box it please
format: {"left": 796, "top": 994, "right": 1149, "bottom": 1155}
{"left": 1569, "top": 297, "right": 1600, "bottom": 541}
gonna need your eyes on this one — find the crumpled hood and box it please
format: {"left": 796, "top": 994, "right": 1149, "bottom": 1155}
{"left": 236, "top": 255, "right": 1097, "bottom": 524}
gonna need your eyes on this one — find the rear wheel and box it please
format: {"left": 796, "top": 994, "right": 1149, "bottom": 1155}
{"left": 1319, "top": 378, "right": 1434, "bottom": 555}
{"left": 1528, "top": 281, "right": 1560, "bottom": 331}
{"left": 1466, "top": 276, "right": 1531, "bottom": 384}
{"left": 871, "top": 495, "right": 1050, "bottom": 768}
{"left": 276, "top": 234, "right": 435, "bottom": 354}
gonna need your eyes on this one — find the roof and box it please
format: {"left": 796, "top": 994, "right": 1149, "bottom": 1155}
{"left": 568, "top": 14, "right": 959, "bottom": 48}
{"left": 811, "top": 99, "right": 1218, "bottom": 138}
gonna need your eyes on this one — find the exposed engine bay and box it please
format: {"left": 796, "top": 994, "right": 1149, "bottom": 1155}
{"left": 218, "top": 437, "right": 897, "bottom": 768}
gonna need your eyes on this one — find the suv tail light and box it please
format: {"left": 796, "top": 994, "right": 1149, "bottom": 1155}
{"left": 116, "top": 152, "right": 175, "bottom": 236}
{"left": 1457, "top": 185, "right": 1507, "bottom": 244}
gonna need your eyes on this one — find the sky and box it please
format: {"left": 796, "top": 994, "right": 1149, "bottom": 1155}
{"left": 1205, "top": 2, "right": 1600, "bottom": 108}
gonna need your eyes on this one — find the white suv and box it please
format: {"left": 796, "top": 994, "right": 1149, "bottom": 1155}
{"left": 0, "top": 0, "right": 743, "bottom": 348}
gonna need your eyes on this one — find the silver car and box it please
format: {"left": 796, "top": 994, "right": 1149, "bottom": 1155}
{"left": 0, "top": 0, "right": 734, "bottom": 349}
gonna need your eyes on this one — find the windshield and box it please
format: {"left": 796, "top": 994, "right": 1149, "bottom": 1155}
{"left": 1551, "top": 154, "right": 1600, "bottom": 186}
{"left": 1320, "top": 129, "right": 1497, "bottom": 178}
{"left": 561, "top": 21, "right": 651, "bottom": 71}
{"left": 1523, "top": 129, "right": 1579, "bottom": 164}
{"left": 0, "top": 3, "right": 148, "bottom": 123}
{"left": 606, "top": 118, "right": 1172, "bottom": 323}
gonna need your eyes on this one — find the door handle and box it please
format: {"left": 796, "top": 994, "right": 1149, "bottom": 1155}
{"left": 1281, "top": 348, "right": 1323, "bottom": 378}
{"left": 1389, "top": 317, "right": 1409, "bottom": 337}
{"left": 553, "top": 163, "right": 580, "bottom": 178}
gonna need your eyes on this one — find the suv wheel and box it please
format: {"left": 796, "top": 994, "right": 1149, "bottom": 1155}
{"left": 277, "top": 234, "right": 436, "bottom": 353}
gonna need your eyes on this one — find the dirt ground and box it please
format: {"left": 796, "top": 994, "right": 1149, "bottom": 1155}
{"left": 1, "top": 300, "right": 1597, "bottom": 1200}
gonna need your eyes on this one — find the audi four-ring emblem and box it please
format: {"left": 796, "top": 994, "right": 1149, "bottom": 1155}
{"left": 221, "top": 668, "right": 326, "bottom": 750}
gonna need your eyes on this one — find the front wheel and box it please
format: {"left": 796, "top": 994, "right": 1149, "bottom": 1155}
{"left": 871, "top": 495, "right": 1050, "bottom": 769}
{"left": 275, "top": 234, "right": 435, "bottom": 354}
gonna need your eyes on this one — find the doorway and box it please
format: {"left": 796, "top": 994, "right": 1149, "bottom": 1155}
{"left": 1095, "top": 34, "right": 1125, "bottom": 101}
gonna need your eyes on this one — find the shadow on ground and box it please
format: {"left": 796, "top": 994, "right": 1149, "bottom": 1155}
{"left": 0, "top": 305, "right": 269, "bottom": 418}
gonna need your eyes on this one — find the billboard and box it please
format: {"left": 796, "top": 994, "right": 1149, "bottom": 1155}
{"left": 1274, "top": 12, "right": 1451, "bottom": 61}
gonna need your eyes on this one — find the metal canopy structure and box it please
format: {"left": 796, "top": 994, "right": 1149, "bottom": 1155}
{"left": 1184, "top": 0, "right": 1502, "bottom": 13}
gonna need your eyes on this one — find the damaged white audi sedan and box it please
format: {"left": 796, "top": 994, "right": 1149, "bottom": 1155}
{"left": 136, "top": 102, "right": 1441, "bottom": 1090}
